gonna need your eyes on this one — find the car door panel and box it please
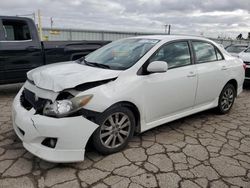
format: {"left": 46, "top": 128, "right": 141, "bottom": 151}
{"left": 192, "top": 41, "right": 228, "bottom": 106}
{"left": 195, "top": 60, "right": 228, "bottom": 105}
{"left": 137, "top": 40, "right": 198, "bottom": 124}
{"left": 142, "top": 65, "right": 198, "bottom": 124}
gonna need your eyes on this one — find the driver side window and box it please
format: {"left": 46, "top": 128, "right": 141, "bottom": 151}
{"left": 149, "top": 41, "right": 191, "bottom": 69}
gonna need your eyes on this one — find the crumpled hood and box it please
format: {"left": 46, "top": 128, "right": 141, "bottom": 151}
{"left": 27, "top": 61, "right": 121, "bottom": 92}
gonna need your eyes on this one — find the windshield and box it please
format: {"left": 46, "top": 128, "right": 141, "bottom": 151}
{"left": 226, "top": 45, "right": 247, "bottom": 53}
{"left": 83, "top": 38, "right": 159, "bottom": 70}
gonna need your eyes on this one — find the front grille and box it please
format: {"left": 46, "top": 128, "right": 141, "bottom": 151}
{"left": 20, "top": 89, "right": 49, "bottom": 113}
{"left": 246, "top": 68, "right": 250, "bottom": 78}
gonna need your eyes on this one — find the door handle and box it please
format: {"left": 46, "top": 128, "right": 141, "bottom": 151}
{"left": 221, "top": 66, "right": 228, "bottom": 70}
{"left": 187, "top": 72, "right": 196, "bottom": 77}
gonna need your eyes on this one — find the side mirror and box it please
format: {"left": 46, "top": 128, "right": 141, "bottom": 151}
{"left": 147, "top": 61, "right": 168, "bottom": 73}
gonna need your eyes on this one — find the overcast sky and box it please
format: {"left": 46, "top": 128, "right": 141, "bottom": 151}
{"left": 1, "top": 0, "right": 250, "bottom": 38}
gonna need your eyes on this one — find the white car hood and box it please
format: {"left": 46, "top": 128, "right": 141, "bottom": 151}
{"left": 27, "top": 61, "right": 121, "bottom": 92}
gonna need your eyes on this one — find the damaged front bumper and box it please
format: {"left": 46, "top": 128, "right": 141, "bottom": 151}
{"left": 12, "top": 83, "right": 99, "bottom": 163}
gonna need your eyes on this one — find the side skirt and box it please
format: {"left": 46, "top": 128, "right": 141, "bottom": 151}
{"left": 141, "top": 98, "right": 219, "bottom": 133}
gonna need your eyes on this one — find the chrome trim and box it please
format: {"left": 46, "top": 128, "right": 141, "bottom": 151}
{"left": 0, "top": 39, "right": 33, "bottom": 42}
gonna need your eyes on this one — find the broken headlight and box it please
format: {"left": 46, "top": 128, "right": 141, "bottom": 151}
{"left": 43, "top": 95, "right": 93, "bottom": 118}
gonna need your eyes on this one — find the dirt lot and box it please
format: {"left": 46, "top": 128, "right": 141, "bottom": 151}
{"left": 0, "top": 84, "right": 249, "bottom": 188}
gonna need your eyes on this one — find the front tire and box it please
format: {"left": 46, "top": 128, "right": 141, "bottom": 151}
{"left": 92, "top": 106, "right": 135, "bottom": 154}
{"left": 216, "top": 83, "right": 236, "bottom": 114}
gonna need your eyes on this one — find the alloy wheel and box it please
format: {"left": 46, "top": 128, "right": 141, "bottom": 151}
{"left": 220, "top": 87, "right": 234, "bottom": 111}
{"left": 100, "top": 112, "right": 131, "bottom": 148}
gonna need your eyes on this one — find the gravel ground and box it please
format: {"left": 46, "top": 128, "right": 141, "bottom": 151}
{"left": 0, "top": 83, "right": 249, "bottom": 188}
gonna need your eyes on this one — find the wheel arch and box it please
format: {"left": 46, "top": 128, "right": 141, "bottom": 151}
{"left": 225, "top": 79, "right": 238, "bottom": 92}
{"left": 216, "top": 78, "right": 238, "bottom": 114}
{"left": 107, "top": 101, "right": 141, "bottom": 133}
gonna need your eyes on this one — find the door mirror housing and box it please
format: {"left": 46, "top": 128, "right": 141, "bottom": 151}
{"left": 147, "top": 61, "right": 168, "bottom": 73}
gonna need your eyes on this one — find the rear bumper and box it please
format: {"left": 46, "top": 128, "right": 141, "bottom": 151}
{"left": 12, "top": 88, "right": 99, "bottom": 163}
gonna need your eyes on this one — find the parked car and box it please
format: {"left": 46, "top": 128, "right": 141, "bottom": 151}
{"left": 239, "top": 47, "right": 250, "bottom": 83}
{"left": 225, "top": 44, "right": 249, "bottom": 57}
{"left": 12, "top": 35, "right": 245, "bottom": 162}
{"left": 0, "top": 16, "right": 109, "bottom": 84}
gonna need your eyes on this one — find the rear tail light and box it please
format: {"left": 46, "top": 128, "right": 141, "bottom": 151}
{"left": 243, "top": 63, "right": 247, "bottom": 70}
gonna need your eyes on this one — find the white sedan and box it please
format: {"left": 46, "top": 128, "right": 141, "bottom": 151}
{"left": 12, "top": 35, "right": 245, "bottom": 162}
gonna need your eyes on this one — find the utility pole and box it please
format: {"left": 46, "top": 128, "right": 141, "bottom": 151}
{"left": 50, "top": 17, "right": 54, "bottom": 29}
{"left": 38, "top": 9, "right": 43, "bottom": 40}
{"left": 164, "top": 24, "right": 171, "bottom": 35}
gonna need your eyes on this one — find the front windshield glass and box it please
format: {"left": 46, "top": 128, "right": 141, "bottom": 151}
{"left": 84, "top": 38, "right": 159, "bottom": 70}
{"left": 226, "top": 45, "right": 247, "bottom": 53}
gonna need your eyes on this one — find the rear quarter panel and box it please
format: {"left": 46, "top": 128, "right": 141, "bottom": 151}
{"left": 226, "top": 57, "right": 245, "bottom": 94}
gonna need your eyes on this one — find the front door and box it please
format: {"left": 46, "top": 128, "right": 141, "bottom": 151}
{"left": 140, "top": 41, "right": 198, "bottom": 126}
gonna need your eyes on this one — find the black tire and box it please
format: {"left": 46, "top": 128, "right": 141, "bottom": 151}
{"left": 216, "top": 83, "right": 236, "bottom": 114}
{"left": 92, "top": 106, "right": 135, "bottom": 154}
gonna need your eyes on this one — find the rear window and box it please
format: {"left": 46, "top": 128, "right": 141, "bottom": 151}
{"left": 2, "top": 20, "right": 31, "bottom": 41}
{"left": 193, "top": 41, "right": 217, "bottom": 63}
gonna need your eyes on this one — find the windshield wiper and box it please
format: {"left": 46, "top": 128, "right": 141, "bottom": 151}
{"left": 89, "top": 62, "right": 110, "bottom": 69}
{"left": 76, "top": 58, "right": 111, "bottom": 69}
{"left": 82, "top": 59, "right": 110, "bottom": 69}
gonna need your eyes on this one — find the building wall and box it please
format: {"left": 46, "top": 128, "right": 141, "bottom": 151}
{"left": 42, "top": 28, "right": 154, "bottom": 41}
{"left": 42, "top": 28, "right": 250, "bottom": 47}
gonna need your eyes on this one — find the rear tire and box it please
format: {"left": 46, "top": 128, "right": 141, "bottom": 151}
{"left": 216, "top": 83, "right": 236, "bottom": 114}
{"left": 92, "top": 106, "right": 135, "bottom": 154}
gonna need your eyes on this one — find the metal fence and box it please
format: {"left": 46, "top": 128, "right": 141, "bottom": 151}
{"left": 212, "top": 38, "right": 250, "bottom": 47}
{"left": 42, "top": 28, "right": 158, "bottom": 41}
{"left": 42, "top": 28, "right": 250, "bottom": 47}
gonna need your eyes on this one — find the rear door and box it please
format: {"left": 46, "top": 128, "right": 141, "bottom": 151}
{"left": 0, "top": 18, "right": 43, "bottom": 84}
{"left": 192, "top": 40, "right": 228, "bottom": 106}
